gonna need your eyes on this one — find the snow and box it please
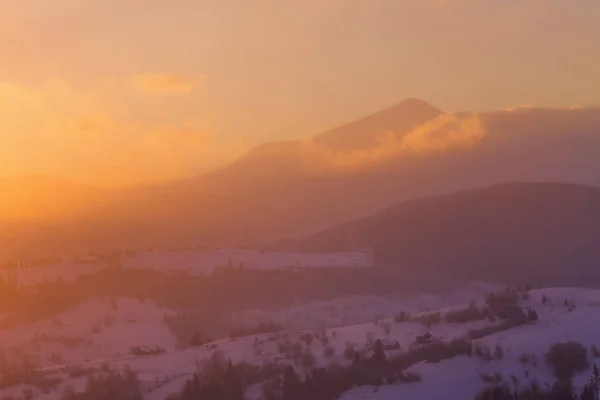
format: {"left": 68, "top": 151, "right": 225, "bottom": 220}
{"left": 0, "top": 298, "right": 177, "bottom": 367}
{"left": 232, "top": 284, "right": 499, "bottom": 331}
{"left": 3, "top": 250, "right": 600, "bottom": 400}
{"left": 0, "top": 280, "right": 498, "bottom": 399}
{"left": 340, "top": 288, "right": 600, "bottom": 400}
{"left": 125, "top": 249, "right": 372, "bottom": 273}
{"left": 0, "top": 249, "right": 372, "bottom": 287}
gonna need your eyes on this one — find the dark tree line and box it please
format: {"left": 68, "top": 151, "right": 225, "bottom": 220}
{"left": 63, "top": 367, "right": 142, "bottom": 400}
{"left": 261, "top": 338, "right": 471, "bottom": 400}
{"left": 171, "top": 337, "right": 472, "bottom": 400}
{"left": 0, "top": 264, "right": 446, "bottom": 328}
{"left": 176, "top": 360, "right": 244, "bottom": 400}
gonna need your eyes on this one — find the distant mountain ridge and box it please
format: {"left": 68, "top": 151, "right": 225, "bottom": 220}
{"left": 3, "top": 100, "right": 600, "bottom": 259}
{"left": 293, "top": 182, "right": 600, "bottom": 285}
{"left": 205, "top": 98, "right": 443, "bottom": 186}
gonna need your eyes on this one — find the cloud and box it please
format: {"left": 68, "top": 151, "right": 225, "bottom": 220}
{"left": 298, "top": 113, "right": 487, "bottom": 173}
{"left": 0, "top": 80, "right": 241, "bottom": 186}
{"left": 131, "top": 73, "right": 201, "bottom": 95}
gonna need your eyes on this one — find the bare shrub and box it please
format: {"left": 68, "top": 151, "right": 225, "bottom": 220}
{"left": 277, "top": 339, "right": 294, "bottom": 356}
{"left": 129, "top": 346, "right": 165, "bottom": 356}
{"left": 394, "top": 311, "right": 410, "bottom": 323}
{"left": 91, "top": 324, "right": 102, "bottom": 334}
{"left": 467, "top": 320, "right": 515, "bottom": 340}
{"left": 301, "top": 332, "right": 314, "bottom": 346}
{"left": 323, "top": 346, "right": 336, "bottom": 358}
{"left": 365, "top": 332, "right": 375, "bottom": 344}
{"left": 343, "top": 343, "right": 356, "bottom": 361}
{"left": 102, "top": 314, "right": 115, "bottom": 328}
{"left": 380, "top": 322, "right": 391, "bottom": 336}
{"left": 445, "top": 306, "right": 484, "bottom": 324}
{"left": 498, "top": 306, "right": 529, "bottom": 326}
{"left": 494, "top": 344, "right": 504, "bottom": 360}
{"left": 486, "top": 291, "right": 520, "bottom": 308}
{"left": 66, "top": 365, "right": 93, "bottom": 378}
{"left": 546, "top": 342, "right": 589, "bottom": 381}
{"left": 292, "top": 342, "right": 304, "bottom": 359}
{"left": 301, "top": 348, "right": 316, "bottom": 369}
{"left": 412, "top": 312, "right": 441, "bottom": 327}
{"left": 480, "top": 372, "right": 503, "bottom": 385}
{"left": 398, "top": 371, "right": 421, "bottom": 383}
{"left": 229, "top": 320, "right": 283, "bottom": 339}
{"left": 474, "top": 345, "right": 492, "bottom": 361}
{"left": 518, "top": 352, "right": 537, "bottom": 366}
{"left": 203, "top": 351, "right": 228, "bottom": 379}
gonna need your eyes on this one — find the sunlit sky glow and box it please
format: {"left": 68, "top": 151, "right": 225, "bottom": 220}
{"left": 1, "top": 0, "right": 599, "bottom": 185}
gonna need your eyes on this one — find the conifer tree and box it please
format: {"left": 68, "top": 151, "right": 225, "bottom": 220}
{"left": 582, "top": 384, "right": 595, "bottom": 400}
{"left": 282, "top": 365, "right": 302, "bottom": 400}
{"left": 589, "top": 364, "right": 600, "bottom": 400}
{"left": 370, "top": 339, "right": 387, "bottom": 366}
{"left": 353, "top": 351, "right": 361, "bottom": 365}
{"left": 226, "top": 360, "right": 244, "bottom": 400}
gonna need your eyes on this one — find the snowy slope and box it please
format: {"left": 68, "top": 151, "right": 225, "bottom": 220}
{"left": 3, "top": 278, "right": 600, "bottom": 400}
{"left": 0, "top": 279, "right": 495, "bottom": 400}
{"left": 0, "top": 298, "right": 177, "bottom": 367}
{"left": 0, "top": 249, "right": 372, "bottom": 287}
{"left": 341, "top": 288, "right": 600, "bottom": 400}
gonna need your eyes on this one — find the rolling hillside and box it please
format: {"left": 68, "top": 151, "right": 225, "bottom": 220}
{"left": 294, "top": 182, "right": 600, "bottom": 286}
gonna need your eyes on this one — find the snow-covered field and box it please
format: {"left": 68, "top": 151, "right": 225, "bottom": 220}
{"left": 3, "top": 250, "right": 600, "bottom": 400}
{"left": 125, "top": 249, "right": 372, "bottom": 273}
{"left": 231, "top": 283, "right": 498, "bottom": 331}
{"left": 0, "top": 249, "right": 372, "bottom": 287}
{"left": 341, "top": 288, "right": 600, "bottom": 400}
{"left": 4, "top": 287, "right": 600, "bottom": 400}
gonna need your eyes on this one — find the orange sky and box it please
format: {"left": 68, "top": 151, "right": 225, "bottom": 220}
{"left": 1, "top": 0, "right": 599, "bottom": 186}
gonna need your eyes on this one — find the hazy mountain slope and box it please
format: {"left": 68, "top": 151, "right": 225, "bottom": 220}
{"left": 191, "top": 105, "right": 600, "bottom": 239}
{"left": 4, "top": 103, "right": 600, "bottom": 259}
{"left": 199, "top": 98, "right": 443, "bottom": 191}
{"left": 294, "top": 182, "right": 600, "bottom": 285}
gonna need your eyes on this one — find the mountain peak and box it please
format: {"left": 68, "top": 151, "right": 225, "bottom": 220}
{"left": 396, "top": 97, "right": 437, "bottom": 108}
{"left": 313, "top": 98, "right": 443, "bottom": 151}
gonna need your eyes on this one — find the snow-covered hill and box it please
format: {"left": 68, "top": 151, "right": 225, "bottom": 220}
{"left": 2, "top": 251, "right": 599, "bottom": 400}
{"left": 0, "top": 279, "right": 496, "bottom": 400}
{"left": 0, "top": 249, "right": 372, "bottom": 287}
{"left": 341, "top": 288, "right": 600, "bottom": 400}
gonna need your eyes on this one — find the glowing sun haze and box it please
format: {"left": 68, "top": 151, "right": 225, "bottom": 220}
{"left": 1, "top": 0, "right": 599, "bottom": 185}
